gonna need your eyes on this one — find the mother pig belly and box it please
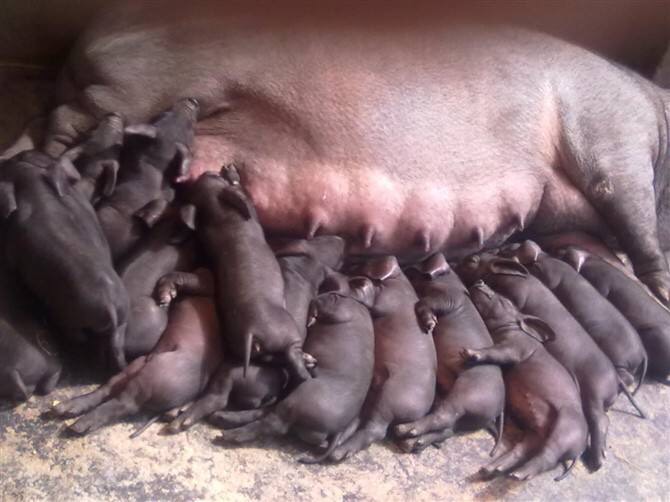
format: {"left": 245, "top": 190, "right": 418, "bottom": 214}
{"left": 190, "top": 132, "right": 603, "bottom": 259}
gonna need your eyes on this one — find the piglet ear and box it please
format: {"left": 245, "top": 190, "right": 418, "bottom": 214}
{"left": 172, "top": 142, "right": 192, "bottom": 181}
{"left": 559, "top": 247, "right": 588, "bottom": 273}
{"left": 349, "top": 276, "right": 376, "bottom": 308}
{"left": 218, "top": 188, "right": 253, "bottom": 220}
{"left": 124, "top": 123, "right": 158, "bottom": 139}
{"left": 489, "top": 258, "right": 529, "bottom": 277}
{"left": 101, "top": 159, "right": 119, "bottom": 197}
{"left": 272, "top": 238, "right": 310, "bottom": 258}
{"left": 180, "top": 203, "right": 198, "bottom": 231}
{"left": 46, "top": 158, "right": 81, "bottom": 197}
{"left": 0, "top": 182, "right": 17, "bottom": 219}
{"left": 363, "top": 256, "right": 401, "bottom": 281}
{"left": 419, "top": 253, "right": 450, "bottom": 279}
{"left": 518, "top": 316, "right": 556, "bottom": 343}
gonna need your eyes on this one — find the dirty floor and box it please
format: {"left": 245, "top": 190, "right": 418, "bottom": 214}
{"left": 1, "top": 67, "right": 669, "bottom": 502}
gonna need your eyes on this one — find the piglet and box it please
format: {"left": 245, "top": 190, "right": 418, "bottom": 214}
{"left": 457, "top": 253, "right": 637, "bottom": 470}
{"left": 177, "top": 165, "right": 310, "bottom": 382}
{"left": 466, "top": 281, "right": 588, "bottom": 481}
{"left": 327, "top": 256, "right": 437, "bottom": 461}
{"left": 51, "top": 269, "right": 222, "bottom": 435}
{"left": 96, "top": 98, "right": 199, "bottom": 262}
{"left": 560, "top": 247, "right": 670, "bottom": 381}
{"left": 209, "top": 277, "right": 376, "bottom": 462}
{"left": 117, "top": 211, "right": 197, "bottom": 359}
{"left": 393, "top": 253, "right": 505, "bottom": 453}
{"left": 0, "top": 262, "right": 61, "bottom": 402}
{"left": 164, "top": 236, "right": 344, "bottom": 431}
{"left": 62, "top": 113, "right": 124, "bottom": 203}
{"left": 0, "top": 150, "right": 129, "bottom": 370}
{"left": 504, "top": 240, "right": 648, "bottom": 395}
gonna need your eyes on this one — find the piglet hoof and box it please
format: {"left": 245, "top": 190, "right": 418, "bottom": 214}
{"left": 302, "top": 352, "right": 317, "bottom": 369}
{"left": 393, "top": 423, "right": 417, "bottom": 438}
{"left": 154, "top": 280, "right": 177, "bottom": 308}
{"left": 460, "top": 348, "right": 479, "bottom": 363}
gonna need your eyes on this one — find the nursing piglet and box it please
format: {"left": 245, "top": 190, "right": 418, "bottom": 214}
{"left": 96, "top": 98, "right": 198, "bottom": 262}
{"left": 457, "top": 253, "right": 632, "bottom": 469}
{"left": 504, "top": 240, "right": 648, "bottom": 395}
{"left": 466, "top": 281, "right": 587, "bottom": 481}
{"left": 51, "top": 269, "right": 222, "bottom": 435}
{"left": 560, "top": 247, "right": 670, "bottom": 381}
{"left": 210, "top": 277, "right": 376, "bottom": 462}
{"left": 164, "top": 236, "right": 344, "bottom": 431}
{"left": 117, "top": 211, "right": 197, "bottom": 359}
{"left": 393, "top": 253, "right": 505, "bottom": 453}
{"left": 178, "top": 165, "right": 310, "bottom": 382}
{"left": 327, "top": 256, "right": 437, "bottom": 461}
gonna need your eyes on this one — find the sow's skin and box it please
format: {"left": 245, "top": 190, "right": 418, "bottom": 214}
{"left": 457, "top": 253, "right": 624, "bottom": 470}
{"left": 210, "top": 277, "right": 376, "bottom": 463}
{"left": 328, "top": 256, "right": 437, "bottom": 462}
{"left": 393, "top": 253, "right": 505, "bottom": 453}
{"left": 560, "top": 247, "right": 670, "bottom": 381}
{"left": 466, "top": 282, "right": 588, "bottom": 482}
{"left": 95, "top": 98, "right": 199, "bottom": 263}
{"left": 504, "top": 240, "right": 648, "bottom": 393}
{"left": 42, "top": 1, "right": 670, "bottom": 306}
{"left": 164, "top": 235, "right": 345, "bottom": 432}
{"left": 51, "top": 271, "right": 222, "bottom": 436}
{"left": 0, "top": 260, "right": 61, "bottom": 402}
{"left": 0, "top": 150, "right": 129, "bottom": 370}
{"left": 179, "top": 165, "right": 310, "bottom": 383}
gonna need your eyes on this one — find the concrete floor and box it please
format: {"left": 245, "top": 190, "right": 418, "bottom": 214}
{"left": 1, "top": 374, "right": 669, "bottom": 501}
{"left": 1, "top": 66, "right": 670, "bottom": 502}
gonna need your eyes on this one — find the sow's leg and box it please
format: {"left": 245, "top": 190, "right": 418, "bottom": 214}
{"left": 559, "top": 92, "right": 670, "bottom": 305}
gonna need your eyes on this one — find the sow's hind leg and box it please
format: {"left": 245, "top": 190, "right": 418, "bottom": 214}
{"left": 558, "top": 90, "right": 670, "bottom": 305}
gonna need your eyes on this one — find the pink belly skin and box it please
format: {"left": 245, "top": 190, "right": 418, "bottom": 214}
{"left": 188, "top": 134, "right": 603, "bottom": 260}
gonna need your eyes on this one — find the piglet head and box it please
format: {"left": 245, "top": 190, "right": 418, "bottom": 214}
{"left": 272, "top": 235, "right": 346, "bottom": 270}
{"left": 405, "top": 252, "right": 450, "bottom": 282}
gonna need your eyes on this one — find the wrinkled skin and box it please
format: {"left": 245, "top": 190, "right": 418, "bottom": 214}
{"left": 560, "top": 247, "right": 670, "bottom": 381}
{"left": 328, "top": 256, "right": 437, "bottom": 462}
{"left": 210, "top": 278, "right": 376, "bottom": 462}
{"left": 178, "top": 166, "right": 310, "bottom": 383}
{"left": 0, "top": 261, "right": 61, "bottom": 402}
{"left": 466, "top": 282, "right": 588, "bottom": 482}
{"left": 457, "top": 253, "right": 621, "bottom": 470}
{"left": 393, "top": 253, "right": 505, "bottom": 453}
{"left": 116, "top": 213, "right": 197, "bottom": 360}
{"left": 95, "top": 98, "right": 198, "bottom": 262}
{"left": 39, "top": 1, "right": 670, "bottom": 305}
{"left": 65, "top": 113, "right": 124, "bottom": 203}
{"left": 51, "top": 285, "right": 222, "bottom": 436}
{"left": 0, "top": 150, "right": 128, "bottom": 370}
{"left": 504, "top": 240, "right": 648, "bottom": 392}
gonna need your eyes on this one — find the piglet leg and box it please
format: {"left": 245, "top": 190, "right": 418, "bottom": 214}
{"left": 166, "top": 365, "right": 235, "bottom": 432}
{"left": 397, "top": 428, "right": 455, "bottom": 453}
{"left": 461, "top": 344, "right": 523, "bottom": 366}
{"left": 52, "top": 356, "right": 147, "bottom": 417}
{"left": 68, "top": 391, "right": 142, "bottom": 435}
{"left": 480, "top": 433, "right": 540, "bottom": 479}
{"left": 328, "top": 417, "right": 389, "bottom": 462}
{"left": 216, "top": 412, "right": 289, "bottom": 443}
{"left": 208, "top": 408, "right": 269, "bottom": 429}
{"left": 155, "top": 268, "right": 214, "bottom": 307}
